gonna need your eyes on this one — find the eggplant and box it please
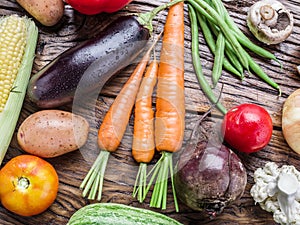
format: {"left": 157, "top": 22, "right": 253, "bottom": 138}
{"left": 27, "top": 0, "right": 184, "bottom": 108}
{"left": 174, "top": 118, "right": 247, "bottom": 217}
{"left": 28, "top": 16, "right": 149, "bottom": 108}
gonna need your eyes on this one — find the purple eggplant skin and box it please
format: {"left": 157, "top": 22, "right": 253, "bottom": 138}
{"left": 175, "top": 139, "right": 247, "bottom": 217}
{"left": 27, "top": 16, "right": 150, "bottom": 108}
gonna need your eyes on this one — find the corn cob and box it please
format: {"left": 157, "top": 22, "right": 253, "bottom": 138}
{"left": 0, "top": 15, "right": 38, "bottom": 165}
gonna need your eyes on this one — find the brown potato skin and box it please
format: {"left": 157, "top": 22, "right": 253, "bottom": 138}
{"left": 16, "top": 0, "right": 64, "bottom": 26}
{"left": 17, "top": 110, "right": 89, "bottom": 158}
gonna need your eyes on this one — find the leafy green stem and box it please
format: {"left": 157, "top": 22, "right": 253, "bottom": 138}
{"left": 133, "top": 163, "right": 148, "bottom": 203}
{"left": 137, "top": 0, "right": 184, "bottom": 33}
{"left": 80, "top": 150, "right": 110, "bottom": 201}
{"left": 145, "top": 151, "right": 179, "bottom": 212}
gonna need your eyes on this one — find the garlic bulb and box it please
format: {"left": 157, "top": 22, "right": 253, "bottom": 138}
{"left": 247, "top": 0, "right": 293, "bottom": 45}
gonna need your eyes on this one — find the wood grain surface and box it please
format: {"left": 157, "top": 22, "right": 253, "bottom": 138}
{"left": 1, "top": 0, "right": 300, "bottom": 224}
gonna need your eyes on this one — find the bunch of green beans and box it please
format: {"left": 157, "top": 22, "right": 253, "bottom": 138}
{"left": 187, "top": 0, "right": 282, "bottom": 115}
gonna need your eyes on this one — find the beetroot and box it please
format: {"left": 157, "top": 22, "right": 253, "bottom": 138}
{"left": 174, "top": 119, "right": 247, "bottom": 217}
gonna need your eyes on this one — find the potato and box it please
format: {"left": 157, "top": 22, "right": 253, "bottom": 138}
{"left": 282, "top": 89, "right": 300, "bottom": 154}
{"left": 17, "top": 110, "right": 89, "bottom": 158}
{"left": 16, "top": 0, "right": 64, "bottom": 26}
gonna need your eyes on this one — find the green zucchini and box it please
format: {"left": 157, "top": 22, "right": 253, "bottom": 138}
{"left": 67, "top": 203, "right": 183, "bottom": 225}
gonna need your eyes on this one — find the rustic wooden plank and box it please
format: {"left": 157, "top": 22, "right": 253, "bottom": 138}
{"left": 1, "top": 0, "right": 300, "bottom": 224}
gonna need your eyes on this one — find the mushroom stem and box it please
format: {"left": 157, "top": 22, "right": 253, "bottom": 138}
{"left": 260, "top": 4, "right": 275, "bottom": 20}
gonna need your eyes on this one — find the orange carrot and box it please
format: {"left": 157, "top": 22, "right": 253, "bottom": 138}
{"left": 132, "top": 57, "right": 158, "bottom": 163}
{"left": 97, "top": 55, "right": 149, "bottom": 152}
{"left": 132, "top": 54, "right": 158, "bottom": 202}
{"left": 80, "top": 38, "right": 158, "bottom": 201}
{"left": 145, "top": 1, "right": 185, "bottom": 212}
{"left": 155, "top": 2, "right": 185, "bottom": 153}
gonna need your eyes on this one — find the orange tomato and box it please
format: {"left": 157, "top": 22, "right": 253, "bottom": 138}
{"left": 0, "top": 155, "right": 59, "bottom": 216}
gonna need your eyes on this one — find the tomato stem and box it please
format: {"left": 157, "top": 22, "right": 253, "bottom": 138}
{"left": 17, "top": 177, "right": 30, "bottom": 190}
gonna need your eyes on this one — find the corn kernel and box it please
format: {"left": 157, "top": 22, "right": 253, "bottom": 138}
{"left": 0, "top": 15, "right": 26, "bottom": 113}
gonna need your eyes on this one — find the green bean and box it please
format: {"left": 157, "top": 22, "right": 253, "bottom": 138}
{"left": 244, "top": 49, "right": 282, "bottom": 95}
{"left": 188, "top": 0, "right": 249, "bottom": 71}
{"left": 224, "top": 43, "right": 245, "bottom": 77}
{"left": 189, "top": 0, "right": 214, "bottom": 22}
{"left": 188, "top": 4, "right": 227, "bottom": 115}
{"left": 196, "top": 0, "right": 226, "bottom": 86}
{"left": 207, "top": 21, "right": 244, "bottom": 76}
{"left": 210, "top": 0, "right": 281, "bottom": 93}
{"left": 212, "top": 32, "right": 225, "bottom": 86}
{"left": 213, "top": 0, "right": 247, "bottom": 37}
{"left": 197, "top": 13, "right": 242, "bottom": 78}
{"left": 209, "top": 0, "right": 223, "bottom": 16}
{"left": 235, "top": 34, "right": 282, "bottom": 67}
{"left": 213, "top": 0, "right": 281, "bottom": 66}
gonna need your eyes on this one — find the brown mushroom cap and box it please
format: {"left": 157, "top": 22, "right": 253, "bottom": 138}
{"left": 247, "top": 0, "right": 293, "bottom": 45}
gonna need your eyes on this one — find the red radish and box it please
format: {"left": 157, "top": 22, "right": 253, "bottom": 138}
{"left": 221, "top": 103, "right": 273, "bottom": 154}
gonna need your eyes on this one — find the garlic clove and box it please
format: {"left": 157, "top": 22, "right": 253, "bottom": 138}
{"left": 247, "top": 0, "right": 293, "bottom": 45}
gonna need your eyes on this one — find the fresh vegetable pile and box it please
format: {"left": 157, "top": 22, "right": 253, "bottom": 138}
{"left": 27, "top": 0, "right": 182, "bottom": 108}
{"left": 80, "top": 33, "right": 161, "bottom": 202}
{"left": 1, "top": 0, "right": 300, "bottom": 224}
{"left": 187, "top": 0, "right": 282, "bottom": 114}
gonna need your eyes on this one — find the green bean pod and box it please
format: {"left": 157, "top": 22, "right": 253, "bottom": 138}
{"left": 202, "top": 0, "right": 226, "bottom": 85}
{"left": 188, "top": 4, "right": 227, "bottom": 115}
{"left": 235, "top": 34, "right": 282, "bottom": 67}
{"left": 208, "top": 21, "right": 244, "bottom": 77}
{"left": 241, "top": 48, "right": 281, "bottom": 95}
{"left": 197, "top": 13, "right": 242, "bottom": 78}
{"left": 224, "top": 42, "right": 245, "bottom": 77}
{"left": 213, "top": 0, "right": 281, "bottom": 66}
{"left": 188, "top": 0, "right": 249, "bottom": 70}
{"left": 212, "top": 32, "right": 225, "bottom": 86}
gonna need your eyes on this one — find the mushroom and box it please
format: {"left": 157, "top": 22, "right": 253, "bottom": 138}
{"left": 247, "top": 0, "right": 293, "bottom": 45}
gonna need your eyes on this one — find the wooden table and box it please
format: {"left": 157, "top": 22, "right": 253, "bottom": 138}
{"left": 1, "top": 0, "right": 300, "bottom": 224}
